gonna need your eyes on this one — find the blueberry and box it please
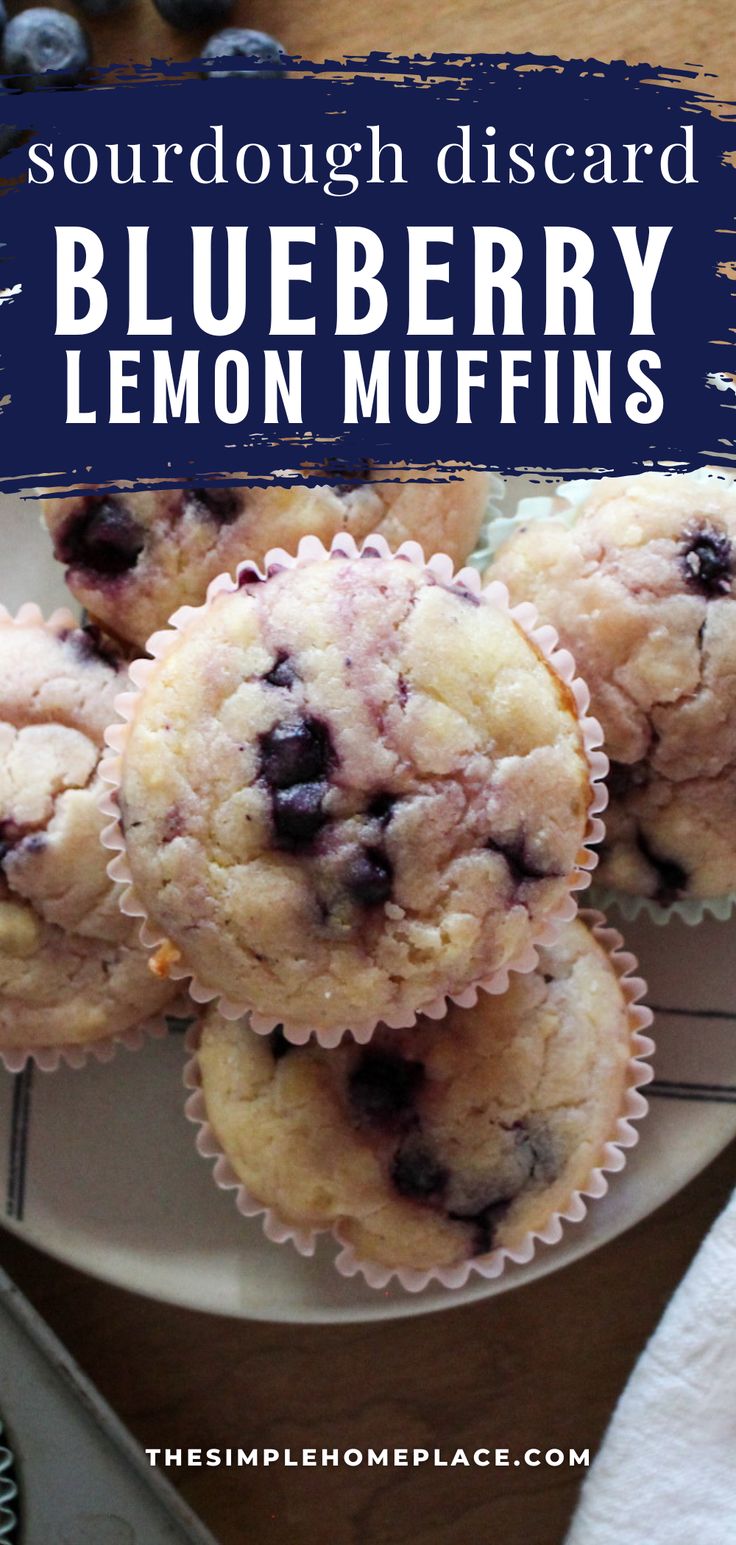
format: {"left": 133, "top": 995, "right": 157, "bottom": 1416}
{"left": 367, "top": 792, "right": 395, "bottom": 825}
{"left": 0, "top": 821, "right": 22, "bottom": 864}
{"left": 442, "top": 581, "right": 481, "bottom": 607}
{"left": 348, "top": 1049, "right": 424, "bottom": 1127}
{"left": 607, "top": 760, "right": 648, "bottom": 800}
{"left": 152, "top": 0, "right": 231, "bottom": 32}
{"left": 391, "top": 1140, "right": 448, "bottom": 1200}
{"left": 57, "top": 498, "right": 144, "bottom": 578}
{"left": 19, "top": 832, "right": 46, "bottom": 856}
{"left": 523, "top": 1121, "right": 558, "bottom": 1184}
{"left": 2, "top": 10, "right": 91, "bottom": 88}
{"left": 0, "top": 78, "right": 26, "bottom": 160}
{"left": 201, "top": 27, "right": 285, "bottom": 77}
{"left": 636, "top": 830, "right": 689, "bottom": 906}
{"left": 680, "top": 524, "right": 733, "bottom": 597}
{"left": 268, "top": 1025, "right": 292, "bottom": 1061}
{"left": 67, "top": 623, "right": 122, "bottom": 670}
{"left": 485, "top": 836, "right": 556, "bottom": 886}
{"left": 345, "top": 846, "right": 393, "bottom": 907}
{"left": 449, "top": 1199, "right": 513, "bottom": 1257}
{"left": 263, "top": 653, "right": 297, "bottom": 689}
{"left": 260, "top": 717, "right": 332, "bottom": 790}
{"left": 0, "top": 820, "right": 35, "bottom": 865}
{"left": 187, "top": 487, "right": 242, "bottom": 525}
{"left": 272, "top": 782, "right": 328, "bottom": 847}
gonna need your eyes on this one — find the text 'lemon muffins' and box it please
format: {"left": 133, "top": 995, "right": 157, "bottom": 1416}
{"left": 189, "top": 916, "right": 652, "bottom": 1283}
{"left": 0, "top": 605, "right": 178, "bottom": 1066}
{"left": 104, "top": 537, "right": 603, "bottom": 1040}
{"left": 487, "top": 471, "right": 736, "bottom": 908}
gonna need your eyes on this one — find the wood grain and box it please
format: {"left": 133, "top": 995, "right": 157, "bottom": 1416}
{"left": 2, "top": 4, "right": 735, "bottom": 1541}
{"left": 2, "top": 1142, "right": 735, "bottom": 1545}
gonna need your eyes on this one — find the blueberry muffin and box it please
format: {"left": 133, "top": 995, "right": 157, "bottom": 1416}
{"left": 0, "top": 608, "right": 177, "bottom": 1053}
{"left": 195, "top": 918, "right": 637, "bottom": 1272}
{"left": 43, "top": 468, "right": 492, "bottom": 650}
{"left": 488, "top": 472, "right": 736, "bottom": 904}
{"left": 113, "top": 550, "right": 595, "bottom": 1037}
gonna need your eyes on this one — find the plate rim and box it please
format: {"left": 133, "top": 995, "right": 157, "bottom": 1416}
{"left": 1, "top": 1103, "right": 730, "bottom": 1325}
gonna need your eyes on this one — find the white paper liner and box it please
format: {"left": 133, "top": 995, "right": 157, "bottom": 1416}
{"left": 99, "top": 531, "right": 607, "bottom": 1047}
{"left": 182, "top": 910, "right": 654, "bottom": 1294}
{"left": 183, "top": 1023, "right": 323, "bottom": 1258}
{"left": 0, "top": 602, "right": 183, "bottom": 1073}
{"left": 0, "top": 1014, "right": 173, "bottom": 1075}
{"left": 480, "top": 469, "right": 736, "bottom": 927}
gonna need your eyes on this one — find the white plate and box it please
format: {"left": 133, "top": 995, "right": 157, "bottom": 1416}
{"left": 1, "top": 486, "right": 735, "bottom": 1324}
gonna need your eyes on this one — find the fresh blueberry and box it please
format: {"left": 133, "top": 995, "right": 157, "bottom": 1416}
{"left": 260, "top": 717, "right": 332, "bottom": 790}
{"left": 201, "top": 27, "right": 285, "bottom": 77}
{"left": 345, "top": 846, "right": 393, "bottom": 907}
{"left": 57, "top": 498, "right": 145, "bottom": 578}
{"left": 680, "top": 524, "right": 733, "bottom": 597}
{"left": 152, "top": 0, "right": 232, "bottom": 32}
{"left": 272, "top": 782, "right": 328, "bottom": 847}
{"left": 391, "top": 1140, "right": 448, "bottom": 1200}
{"left": 348, "top": 1049, "right": 424, "bottom": 1127}
{"left": 2, "top": 10, "right": 91, "bottom": 88}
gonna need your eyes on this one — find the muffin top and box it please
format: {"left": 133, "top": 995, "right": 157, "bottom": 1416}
{"left": 44, "top": 469, "right": 491, "bottom": 649}
{"left": 196, "top": 918, "right": 636, "bottom": 1273}
{"left": 488, "top": 472, "right": 736, "bottom": 901}
{"left": 0, "top": 610, "right": 176, "bottom": 1048}
{"left": 116, "top": 552, "right": 594, "bottom": 1035}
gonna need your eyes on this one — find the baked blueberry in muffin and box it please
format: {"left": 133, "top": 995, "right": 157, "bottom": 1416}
{"left": 112, "top": 548, "right": 595, "bottom": 1036}
{"left": 488, "top": 471, "right": 736, "bottom": 903}
{"left": 44, "top": 468, "right": 492, "bottom": 650}
{"left": 194, "top": 918, "right": 637, "bottom": 1272}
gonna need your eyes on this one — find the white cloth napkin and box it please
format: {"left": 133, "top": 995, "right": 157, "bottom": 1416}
{"left": 566, "top": 1189, "right": 736, "bottom": 1545}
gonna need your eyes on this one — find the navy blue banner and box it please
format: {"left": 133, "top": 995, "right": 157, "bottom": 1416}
{"left": 0, "top": 53, "right": 734, "bottom": 492}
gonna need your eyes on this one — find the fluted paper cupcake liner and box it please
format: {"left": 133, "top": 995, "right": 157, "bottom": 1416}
{"left": 99, "top": 531, "right": 607, "bottom": 1047}
{"left": 183, "top": 1024, "right": 324, "bottom": 1258}
{"left": 0, "top": 1013, "right": 177, "bottom": 1076}
{"left": 182, "top": 911, "right": 654, "bottom": 1294}
{"left": 480, "top": 471, "right": 736, "bottom": 927}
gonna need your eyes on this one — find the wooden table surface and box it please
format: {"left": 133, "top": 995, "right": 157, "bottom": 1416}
{"left": 2, "top": 3, "right": 736, "bottom": 1542}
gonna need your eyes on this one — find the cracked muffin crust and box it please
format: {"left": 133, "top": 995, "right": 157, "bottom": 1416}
{"left": 114, "top": 551, "right": 594, "bottom": 1036}
{"left": 195, "top": 918, "right": 635, "bottom": 1271}
{"left": 487, "top": 472, "right": 736, "bottom": 903}
{"left": 0, "top": 609, "right": 177, "bottom": 1050}
{"left": 43, "top": 469, "right": 492, "bottom": 650}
